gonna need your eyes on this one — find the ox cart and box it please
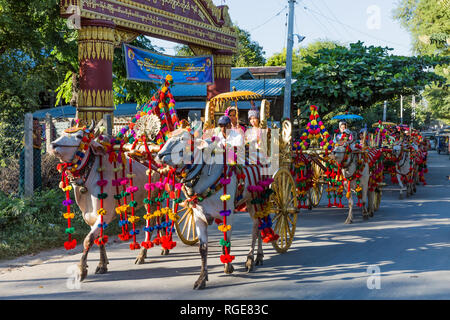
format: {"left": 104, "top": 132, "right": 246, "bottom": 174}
{"left": 368, "top": 122, "right": 423, "bottom": 199}
{"left": 173, "top": 90, "right": 299, "bottom": 253}
{"left": 292, "top": 107, "right": 384, "bottom": 217}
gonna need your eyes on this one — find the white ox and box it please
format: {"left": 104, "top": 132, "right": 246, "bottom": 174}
{"left": 50, "top": 122, "right": 161, "bottom": 281}
{"left": 331, "top": 141, "right": 371, "bottom": 224}
{"left": 155, "top": 129, "right": 270, "bottom": 289}
{"left": 391, "top": 142, "right": 414, "bottom": 198}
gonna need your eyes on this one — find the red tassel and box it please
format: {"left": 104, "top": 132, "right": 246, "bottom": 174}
{"left": 220, "top": 254, "right": 235, "bottom": 264}
{"left": 161, "top": 235, "right": 177, "bottom": 250}
{"left": 129, "top": 242, "right": 140, "bottom": 250}
{"left": 141, "top": 241, "right": 154, "bottom": 249}
{"left": 153, "top": 236, "right": 161, "bottom": 246}
{"left": 261, "top": 228, "right": 279, "bottom": 243}
{"left": 118, "top": 232, "right": 131, "bottom": 241}
{"left": 94, "top": 235, "right": 109, "bottom": 246}
{"left": 64, "top": 239, "right": 77, "bottom": 250}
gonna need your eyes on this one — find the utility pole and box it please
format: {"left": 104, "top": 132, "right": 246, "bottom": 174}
{"left": 400, "top": 95, "right": 403, "bottom": 125}
{"left": 411, "top": 95, "right": 416, "bottom": 129}
{"left": 383, "top": 101, "right": 387, "bottom": 122}
{"left": 283, "top": 0, "right": 296, "bottom": 120}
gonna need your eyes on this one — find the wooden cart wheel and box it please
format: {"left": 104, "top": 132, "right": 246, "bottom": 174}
{"left": 174, "top": 205, "right": 199, "bottom": 245}
{"left": 308, "top": 162, "right": 324, "bottom": 207}
{"left": 270, "top": 167, "right": 298, "bottom": 253}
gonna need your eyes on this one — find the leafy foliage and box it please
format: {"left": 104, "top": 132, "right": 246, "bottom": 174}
{"left": 393, "top": 0, "right": 449, "bottom": 122}
{"left": 232, "top": 26, "right": 266, "bottom": 67}
{"left": 292, "top": 41, "right": 449, "bottom": 120}
{"left": 266, "top": 40, "right": 338, "bottom": 73}
{"left": 0, "top": 0, "right": 77, "bottom": 116}
{"left": 0, "top": 189, "right": 88, "bottom": 260}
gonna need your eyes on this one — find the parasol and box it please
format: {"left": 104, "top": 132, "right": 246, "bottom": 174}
{"left": 331, "top": 114, "right": 363, "bottom": 120}
{"left": 210, "top": 90, "right": 262, "bottom": 105}
{"left": 371, "top": 121, "right": 397, "bottom": 128}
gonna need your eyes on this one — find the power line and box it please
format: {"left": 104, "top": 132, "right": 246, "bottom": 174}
{"left": 300, "top": 5, "right": 333, "bottom": 40}
{"left": 318, "top": 0, "right": 357, "bottom": 40}
{"left": 303, "top": 5, "right": 411, "bottom": 49}
{"left": 304, "top": 0, "right": 344, "bottom": 40}
{"left": 249, "top": 5, "right": 288, "bottom": 32}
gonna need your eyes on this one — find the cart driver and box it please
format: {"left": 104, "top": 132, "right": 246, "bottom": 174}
{"left": 216, "top": 115, "right": 244, "bottom": 164}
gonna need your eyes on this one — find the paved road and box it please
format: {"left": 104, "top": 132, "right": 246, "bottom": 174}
{"left": 1, "top": 151, "right": 449, "bottom": 300}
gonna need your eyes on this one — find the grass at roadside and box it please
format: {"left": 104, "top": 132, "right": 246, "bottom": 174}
{"left": 0, "top": 188, "right": 134, "bottom": 261}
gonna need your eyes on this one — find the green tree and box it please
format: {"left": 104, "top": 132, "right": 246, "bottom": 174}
{"left": 0, "top": 0, "right": 75, "bottom": 116}
{"left": 292, "top": 41, "right": 449, "bottom": 121}
{"left": 232, "top": 26, "right": 265, "bottom": 67}
{"left": 394, "top": 0, "right": 450, "bottom": 123}
{"left": 266, "top": 40, "right": 338, "bottom": 73}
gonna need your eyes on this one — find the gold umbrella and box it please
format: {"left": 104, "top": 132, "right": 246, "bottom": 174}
{"left": 210, "top": 90, "right": 262, "bottom": 104}
{"left": 371, "top": 121, "right": 397, "bottom": 128}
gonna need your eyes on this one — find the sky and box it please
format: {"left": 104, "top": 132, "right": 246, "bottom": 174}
{"left": 150, "top": 0, "right": 413, "bottom": 59}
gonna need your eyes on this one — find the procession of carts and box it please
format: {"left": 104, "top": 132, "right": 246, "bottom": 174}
{"left": 56, "top": 81, "right": 429, "bottom": 275}
{"left": 169, "top": 91, "right": 428, "bottom": 254}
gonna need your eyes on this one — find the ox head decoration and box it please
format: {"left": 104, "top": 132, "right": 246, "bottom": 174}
{"left": 331, "top": 144, "right": 349, "bottom": 165}
{"left": 392, "top": 143, "right": 404, "bottom": 159}
{"left": 50, "top": 120, "right": 104, "bottom": 166}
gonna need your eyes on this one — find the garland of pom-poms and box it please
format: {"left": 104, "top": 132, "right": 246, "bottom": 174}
{"left": 297, "top": 105, "right": 334, "bottom": 152}
{"left": 57, "top": 75, "right": 181, "bottom": 251}
{"left": 59, "top": 166, "right": 77, "bottom": 250}
{"left": 218, "top": 148, "right": 235, "bottom": 265}
{"left": 94, "top": 154, "right": 109, "bottom": 246}
{"left": 57, "top": 125, "right": 95, "bottom": 250}
{"left": 160, "top": 168, "right": 178, "bottom": 251}
{"left": 292, "top": 147, "right": 312, "bottom": 209}
{"left": 127, "top": 157, "right": 141, "bottom": 250}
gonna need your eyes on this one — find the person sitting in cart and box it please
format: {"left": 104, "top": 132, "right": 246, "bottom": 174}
{"left": 216, "top": 115, "right": 244, "bottom": 155}
{"left": 247, "top": 104, "right": 260, "bottom": 128}
{"left": 246, "top": 105, "right": 261, "bottom": 146}
{"left": 225, "top": 106, "right": 246, "bottom": 132}
{"left": 333, "top": 121, "right": 354, "bottom": 144}
{"left": 358, "top": 128, "right": 369, "bottom": 146}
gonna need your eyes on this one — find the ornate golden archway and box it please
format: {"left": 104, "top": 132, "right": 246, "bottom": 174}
{"left": 60, "top": 0, "right": 237, "bottom": 122}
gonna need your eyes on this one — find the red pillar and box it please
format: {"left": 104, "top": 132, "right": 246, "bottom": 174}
{"left": 77, "top": 19, "right": 116, "bottom": 124}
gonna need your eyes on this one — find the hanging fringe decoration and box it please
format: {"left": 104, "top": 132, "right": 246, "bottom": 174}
{"left": 94, "top": 155, "right": 109, "bottom": 246}
{"left": 127, "top": 158, "right": 140, "bottom": 250}
{"left": 219, "top": 149, "right": 235, "bottom": 264}
{"left": 59, "top": 166, "right": 77, "bottom": 250}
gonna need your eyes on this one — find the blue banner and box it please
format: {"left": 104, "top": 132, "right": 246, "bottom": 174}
{"left": 123, "top": 44, "right": 214, "bottom": 85}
